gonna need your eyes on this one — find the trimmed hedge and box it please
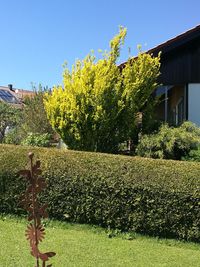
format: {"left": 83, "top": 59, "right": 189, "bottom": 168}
{"left": 1, "top": 144, "right": 200, "bottom": 241}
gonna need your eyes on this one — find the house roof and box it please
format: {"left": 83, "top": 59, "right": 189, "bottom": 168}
{"left": 119, "top": 24, "right": 200, "bottom": 68}
{"left": 15, "top": 88, "right": 35, "bottom": 99}
{"left": 0, "top": 85, "right": 35, "bottom": 106}
{"left": 0, "top": 86, "right": 20, "bottom": 105}
{"left": 148, "top": 24, "right": 200, "bottom": 55}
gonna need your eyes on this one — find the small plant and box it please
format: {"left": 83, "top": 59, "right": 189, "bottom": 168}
{"left": 19, "top": 152, "right": 56, "bottom": 267}
{"left": 21, "top": 133, "right": 51, "bottom": 147}
{"left": 106, "top": 228, "right": 122, "bottom": 238}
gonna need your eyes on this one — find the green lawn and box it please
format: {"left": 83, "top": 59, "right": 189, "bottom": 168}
{"left": 1, "top": 217, "right": 200, "bottom": 267}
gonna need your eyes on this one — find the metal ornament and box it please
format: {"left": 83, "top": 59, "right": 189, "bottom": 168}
{"left": 19, "top": 152, "right": 56, "bottom": 267}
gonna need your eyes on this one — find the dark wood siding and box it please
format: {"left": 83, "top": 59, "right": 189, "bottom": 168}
{"left": 119, "top": 26, "right": 200, "bottom": 85}
{"left": 155, "top": 37, "right": 200, "bottom": 85}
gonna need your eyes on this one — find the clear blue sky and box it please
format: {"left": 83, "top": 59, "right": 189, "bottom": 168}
{"left": 0, "top": 0, "right": 200, "bottom": 90}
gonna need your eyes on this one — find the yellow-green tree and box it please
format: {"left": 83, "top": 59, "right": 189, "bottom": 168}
{"left": 44, "top": 27, "right": 160, "bottom": 153}
{"left": 122, "top": 48, "right": 161, "bottom": 144}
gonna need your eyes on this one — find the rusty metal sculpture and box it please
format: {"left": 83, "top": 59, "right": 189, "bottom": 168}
{"left": 19, "top": 152, "right": 56, "bottom": 267}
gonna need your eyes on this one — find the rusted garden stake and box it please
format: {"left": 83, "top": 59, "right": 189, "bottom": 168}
{"left": 19, "top": 152, "right": 56, "bottom": 267}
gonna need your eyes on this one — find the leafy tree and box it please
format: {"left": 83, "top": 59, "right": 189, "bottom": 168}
{"left": 22, "top": 85, "right": 54, "bottom": 136}
{"left": 4, "top": 85, "right": 55, "bottom": 146}
{"left": 44, "top": 27, "right": 160, "bottom": 153}
{"left": 122, "top": 48, "right": 161, "bottom": 141}
{"left": 0, "top": 101, "right": 21, "bottom": 143}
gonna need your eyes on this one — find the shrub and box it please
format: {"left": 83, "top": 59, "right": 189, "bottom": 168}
{"left": 136, "top": 121, "right": 200, "bottom": 160}
{"left": 44, "top": 28, "right": 160, "bottom": 153}
{"left": 0, "top": 144, "right": 200, "bottom": 241}
{"left": 182, "top": 147, "right": 200, "bottom": 162}
{"left": 0, "top": 101, "right": 21, "bottom": 143}
{"left": 3, "top": 127, "right": 23, "bottom": 145}
{"left": 21, "top": 133, "right": 51, "bottom": 147}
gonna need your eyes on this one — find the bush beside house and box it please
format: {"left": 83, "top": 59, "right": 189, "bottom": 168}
{"left": 182, "top": 147, "right": 200, "bottom": 162}
{"left": 137, "top": 122, "right": 200, "bottom": 160}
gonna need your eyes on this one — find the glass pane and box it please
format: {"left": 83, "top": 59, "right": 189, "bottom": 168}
{"left": 0, "top": 90, "right": 20, "bottom": 104}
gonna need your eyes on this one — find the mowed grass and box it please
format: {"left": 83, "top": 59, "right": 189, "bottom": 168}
{"left": 1, "top": 217, "right": 200, "bottom": 267}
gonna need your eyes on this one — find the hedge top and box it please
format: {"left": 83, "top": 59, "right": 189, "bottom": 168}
{"left": 0, "top": 144, "right": 200, "bottom": 194}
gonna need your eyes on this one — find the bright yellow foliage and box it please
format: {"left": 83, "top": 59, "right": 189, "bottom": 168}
{"left": 44, "top": 27, "right": 160, "bottom": 152}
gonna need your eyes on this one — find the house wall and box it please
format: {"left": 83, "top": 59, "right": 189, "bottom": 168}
{"left": 158, "top": 39, "right": 200, "bottom": 85}
{"left": 188, "top": 83, "right": 200, "bottom": 126}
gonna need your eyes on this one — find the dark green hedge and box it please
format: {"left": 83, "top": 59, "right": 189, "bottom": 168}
{"left": 1, "top": 144, "right": 200, "bottom": 241}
